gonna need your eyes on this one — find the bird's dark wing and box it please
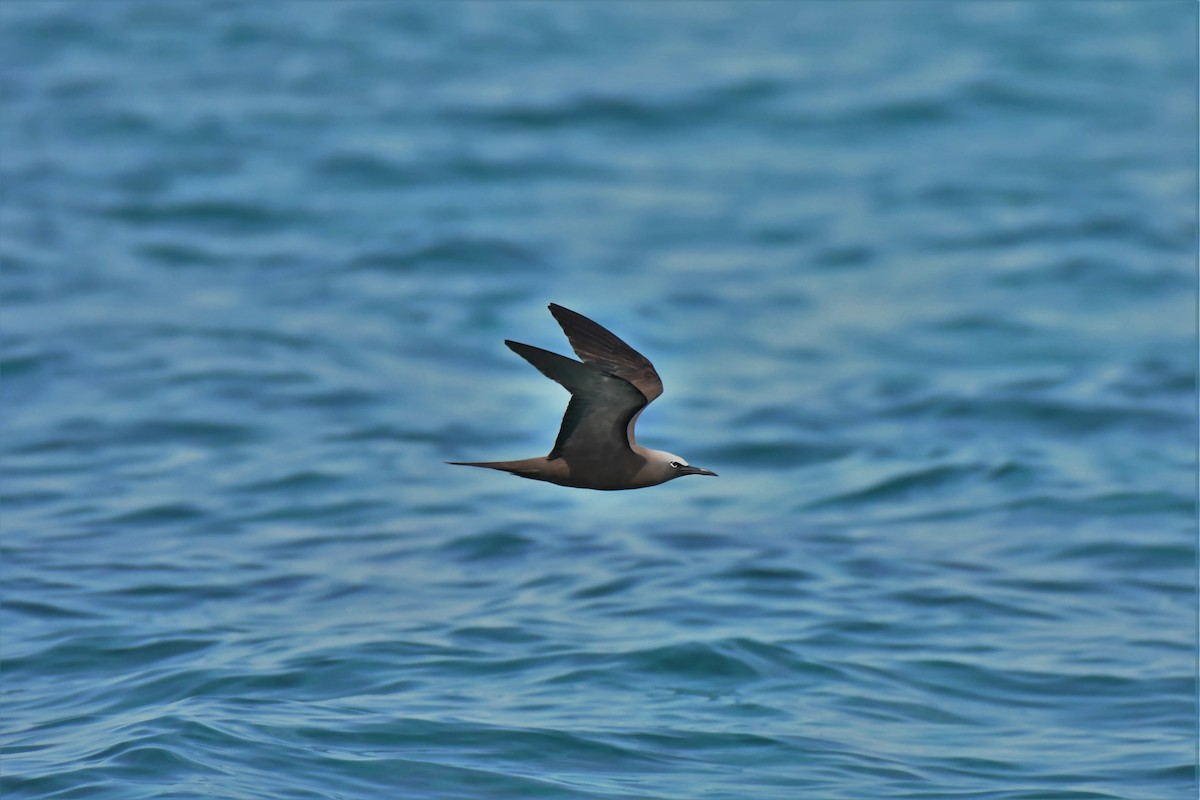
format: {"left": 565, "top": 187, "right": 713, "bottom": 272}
{"left": 548, "top": 304, "right": 664, "bottom": 404}
{"left": 505, "top": 340, "right": 646, "bottom": 461}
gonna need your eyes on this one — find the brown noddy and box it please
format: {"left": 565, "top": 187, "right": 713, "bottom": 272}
{"left": 448, "top": 303, "right": 717, "bottom": 490}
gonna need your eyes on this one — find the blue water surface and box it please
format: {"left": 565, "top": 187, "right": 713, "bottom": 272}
{"left": 2, "top": 3, "right": 1196, "bottom": 799}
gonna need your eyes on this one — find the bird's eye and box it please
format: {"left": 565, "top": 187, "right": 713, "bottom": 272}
{"left": 669, "top": 461, "right": 682, "bottom": 469}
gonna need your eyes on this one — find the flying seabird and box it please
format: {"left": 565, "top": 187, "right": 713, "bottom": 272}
{"left": 448, "top": 303, "right": 717, "bottom": 490}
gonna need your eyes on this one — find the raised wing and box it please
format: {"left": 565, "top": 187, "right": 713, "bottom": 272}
{"left": 505, "top": 340, "right": 647, "bottom": 461}
{"left": 548, "top": 304, "right": 663, "bottom": 404}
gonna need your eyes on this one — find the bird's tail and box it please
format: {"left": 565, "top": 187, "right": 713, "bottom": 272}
{"left": 445, "top": 459, "right": 548, "bottom": 478}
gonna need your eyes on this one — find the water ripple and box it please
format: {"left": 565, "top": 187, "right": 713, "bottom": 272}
{"left": 2, "top": 3, "right": 1193, "bottom": 799}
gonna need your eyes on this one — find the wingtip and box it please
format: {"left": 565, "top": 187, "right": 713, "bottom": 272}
{"left": 548, "top": 303, "right": 586, "bottom": 330}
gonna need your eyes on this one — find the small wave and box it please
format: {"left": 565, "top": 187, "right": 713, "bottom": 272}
{"left": 712, "top": 565, "right": 815, "bottom": 599}
{"left": 103, "top": 199, "right": 308, "bottom": 235}
{"left": 889, "top": 585, "right": 1059, "bottom": 622}
{"left": 885, "top": 395, "right": 1186, "bottom": 436}
{"left": 810, "top": 244, "right": 878, "bottom": 270}
{"left": 704, "top": 441, "right": 852, "bottom": 470}
{"left": 3, "top": 634, "right": 219, "bottom": 681}
{"left": 617, "top": 638, "right": 811, "bottom": 683}
{"left": 0, "top": 350, "right": 68, "bottom": 379}
{"left": 451, "top": 625, "right": 546, "bottom": 645}
{"left": 836, "top": 693, "right": 978, "bottom": 726}
{"left": 136, "top": 242, "right": 223, "bottom": 269}
{"left": 3, "top": 598, "right": 101, "bottom": 621}
{"left": 312, "top": 151, "right": 426, "bottom": 188}
{"left": 133, "top": 419, "right": 262, "bottom": 445}
{"left": 103, "top": 503, "right": 209, "bottom": 526}
{"left": 627, "top": 641, "right": 758, "bottom": 680}
{"left": 449, "top": 76, "right": 784, "bottom": 131}
{"left": 441, "top": 529, "right": 537, "bottom": 562}
{"left": 350, "top": 236, "right": 543, "bottom": 273}
{"left": 824, "top": 96, "right": 958, "bottom": 129}
{"left": 235, "top": 470, "right": 344, "bottom": 494}
{"left": 570, "top": 575, "right": 639, "bottom": 601}
{"left": 1108, "top": 357, "right": 1196, "bottom": 399}
{"left": 808, "top": 463, "right": 988, "bottom": 509}
{"left": 1047, "top": 539, "right": 1196, "bottom": 571}
{"left": 926, "top": 312, "right": 1040, "bottom": 337}
{"left": 928, "top": 218, "right": 1191, "bottom": 256}
{"left": 965, "top": 75, "right": 1095, "bottom": 116}
{"left": 994, "top": 257, "right": 1191, "bottom": 295}
{"left": 247, "top": 499, "right": 390, "bottom": 525}
{"left": 1001, "top": 491, "right": 1195, "bottom": 521}
{"left": 295, "top": 387, "right": 382, "bottom": 411}
{"left": 650, "top": 530, "right": 741, "bottom": 551}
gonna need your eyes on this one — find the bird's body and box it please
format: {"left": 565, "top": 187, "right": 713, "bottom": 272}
{"left": 449, "top": 304, "right": 716, "bottom": 490}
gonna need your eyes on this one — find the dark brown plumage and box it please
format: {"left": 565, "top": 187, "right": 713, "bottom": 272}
{"left": 448, "top": 304, "right": 716, "bottom": 491}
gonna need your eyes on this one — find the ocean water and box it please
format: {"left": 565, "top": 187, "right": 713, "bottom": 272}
{"left": 1, "top": 2, "right": 1196, "bottom": 798}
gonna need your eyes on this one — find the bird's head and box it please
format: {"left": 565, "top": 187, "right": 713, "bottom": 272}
{"left": 647, "top": 450, "right": 718, "bottom": 484}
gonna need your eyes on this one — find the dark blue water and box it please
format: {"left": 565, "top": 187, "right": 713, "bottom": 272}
{"left": 2, "top": 3, "right": 1196, "bottom": 798}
